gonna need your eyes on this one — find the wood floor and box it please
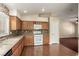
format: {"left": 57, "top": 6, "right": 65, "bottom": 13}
{"left": 21, "top": 44, "right": 78, "bottom": 56}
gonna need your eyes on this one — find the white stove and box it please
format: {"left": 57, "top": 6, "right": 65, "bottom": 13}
{"left": 34, "top": 34, "right": 43, "bottom": 45}
{"left": 34, "top": 24, "right": 43, "bottom": 45}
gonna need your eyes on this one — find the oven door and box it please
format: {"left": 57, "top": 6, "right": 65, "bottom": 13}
{"left": 34, "top": 34, "right": 43, "bottom": 45}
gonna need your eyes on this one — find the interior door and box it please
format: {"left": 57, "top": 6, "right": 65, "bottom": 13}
{"left": 49, "top": 17, "right": 59, "bottom": 44}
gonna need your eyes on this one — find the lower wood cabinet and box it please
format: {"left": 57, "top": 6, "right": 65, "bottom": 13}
{"left": 12, "top": 46, "right": 19, "bottom": 56}
{"left": 43, "top": 34, "right": 49, "bottom": 45}
{"left": 12, "top": 37, "right": 24, "bottom": 56}
{"left": 24, "top": 34, "right": 49, "bottom": 46}
{"left": 18, "top": 44, "right": 22, "bottom": 55}
{"left": 24, "top": 35, "right": 34, "bottom": 46}
{"left": 11, "top": 34, "right": 49, "bottom": 56}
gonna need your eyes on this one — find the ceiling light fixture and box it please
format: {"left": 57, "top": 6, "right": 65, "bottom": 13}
{"left": 75, "top": 17, "right": 78, "bottom": 24}
{"left": 24, "top": 10, "right": 27, "bottom": 13}
{"left": 42, "top": 8, "right": 45, "bottom": 12}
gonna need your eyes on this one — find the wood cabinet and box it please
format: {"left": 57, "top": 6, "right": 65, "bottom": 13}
{"left": 24, "top": 34, "right": 49, "bottom": 46}
{"left": 41, "top": 22, "right": 48, "bottom": 29}
{"left": 22, "top": 21, "right": 48, "bottom": 30}
{"left": 12, "top": 37, "right": 24, "bottom": 56}
{"left": 17, "top": 17, "right": 22, "bottom": 30}
{"left": 10, "top": 16, "right": 22, "bottom": 31}
{"left": 22, "top": 21, "right": 33, "bottom": 30}
{"left": 24, "top": 35, "right": 34, "bottom": 46}
{"left": 12, "top": 47, "right": 19, "bottom": 56}
{"left": 43, "top": 34, "right": 49, "bottom": 45}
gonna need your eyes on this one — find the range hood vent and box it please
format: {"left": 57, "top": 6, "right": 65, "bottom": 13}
{"left": 38, "top": 13, "right": 51, "bottom": 17}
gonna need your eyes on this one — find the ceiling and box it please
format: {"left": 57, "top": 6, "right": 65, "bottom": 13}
{"left": 5, "top": 3, "right": 78, "bottom": 17}
{"left": 4, "top": 3, "right": 78, "bottom": 22}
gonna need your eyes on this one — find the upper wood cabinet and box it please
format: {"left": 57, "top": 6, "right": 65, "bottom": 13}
{"left": 10, "top": 16, "right": 22, "bottom": 30}
{"left": 41, "top": 22, "right": 48, "bottom": 29}
{"left": 17, "top": 17, "right": 22, "bottom": 30}
{"left": 22, "top": 21, "right": 33, "bottom": 30}
{"left": 22, "top": 21, "right": 48, "bottom": 30}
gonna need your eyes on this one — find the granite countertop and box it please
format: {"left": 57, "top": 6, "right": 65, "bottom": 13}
{"left": 0, "top": 35, "right": 24, "bottom": 56}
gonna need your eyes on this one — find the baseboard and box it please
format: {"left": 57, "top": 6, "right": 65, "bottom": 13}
{"left": 60, "top": 37, "right": 78, "bottom": 39}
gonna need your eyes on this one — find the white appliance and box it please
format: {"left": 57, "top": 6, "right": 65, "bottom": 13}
{"left": 34, "top": 24, "right": 43, "bottom": 45}
{"left": 34, "top": 24, "right": 42, "bottom": 29}
{"left": 34, "top": 34, "right": 43, "bottom": 45}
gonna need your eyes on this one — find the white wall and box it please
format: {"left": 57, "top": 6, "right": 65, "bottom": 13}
{"left": 49, "top": 17, "right": 59, "bottom": 44}
{"left": 9, "top": 9, "right": 22, "bottom": 19}
{"left": 9, "top": 9, "right": 17, "bottom": 16}
{"left": 59, "top": 20, "right": 77, "bottom": 38}
{"left": 21, "top": 15, "right": 48, "bottom": 22}
{"left": 75, "top": 23, "right": 78, "bottom": 37}
{"left": 49, "top": 17, "right": 77, "bottom": 44}
{"left": 78, "top": 4, "right": 79, "bottom": 37}
{"left": 78, "top": 3, "right": 79, "bottom": 55}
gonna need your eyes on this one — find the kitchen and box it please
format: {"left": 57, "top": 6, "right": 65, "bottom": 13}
{"left": 0, "top": 3, "right": 78, "bottom": 56}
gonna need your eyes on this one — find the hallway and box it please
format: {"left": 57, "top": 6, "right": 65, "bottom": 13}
{"left": 21, "top": 44, "right": 77, "bottom": 56}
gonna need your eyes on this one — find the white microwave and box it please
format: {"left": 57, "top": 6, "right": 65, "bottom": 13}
{"left": 34, "top": 24, "right": 42, "bottom": 29}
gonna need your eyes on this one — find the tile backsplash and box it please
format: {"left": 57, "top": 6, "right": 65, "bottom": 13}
{"left": 11, "top": 30, "right": 23, "bottom": 36}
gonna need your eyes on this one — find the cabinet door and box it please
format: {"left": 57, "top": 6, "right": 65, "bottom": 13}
{"left": 43, "top": 35, "right": 49, "bottom": 45}
{"left": 16, "top": 17, "right": 22, "bottom": 30}
{"left": 12, "top": 44, "right": 22, "bottom": 56}
{"left": 10, "top": 16, "right": 22, "bottom": 30}
{"left": 21, "top": 40, "right": 24, "bottom": 50}
{"left": 22, "top": 22, "right": 27, "bottom": 30}
{"left": 18, "top": 44, "right": 22, "bottom": 55}
{"left": 28, "top": 22, "right": 33, "bottom": 30}
{"left": 12, "top": 41, "right": 20, "bottom": 53}
{"left": 42, "top": 22, "right": 48, "bottom": 29}
{"left": 12, "top": 47, "right": 19, "bottom": 56}
{"left": 16, "top": 19, "right": 20, "bottom": 30}
{"left": 12, "top": 38, "right": 24, "bottom": 56}
{"left": 10, "top": 16, "right": 17, "bottom": 30}
{"left": 22, "top": 21, "right": 33, "bottom": 30}
{"left": 24, "top": 35, "right": 34, "bottom": 46}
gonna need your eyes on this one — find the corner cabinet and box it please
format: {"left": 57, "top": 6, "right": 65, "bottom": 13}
{"left": 10, "top": 16, "right": 22, "bottom": 31}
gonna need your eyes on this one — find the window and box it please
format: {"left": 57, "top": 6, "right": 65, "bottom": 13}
{"left": 0, "top": 12, "right": 9, "bottom": 37}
